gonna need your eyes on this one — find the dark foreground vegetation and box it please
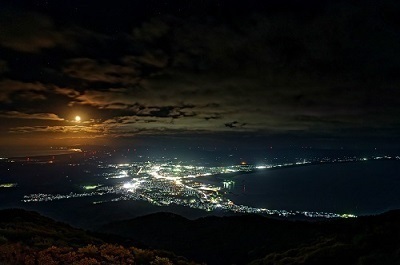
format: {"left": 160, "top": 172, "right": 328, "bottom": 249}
{"left": 101, "top": 211, "right": 400, "bottom": 265}
{"left": 1, "top": 209, "right": 399, "bottom": 264}
{"left": 0, "top": 209, "right": 199, "bottom": 265}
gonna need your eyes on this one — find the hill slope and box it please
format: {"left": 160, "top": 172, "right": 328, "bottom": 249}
{"left": 101, "top": 211, "right": 400, "bottom": 265}
{"left": 1, "top": 209, "right": 399, "bottom": 264}
{"left": 0, "top": 209, "right": 199, "bottom": 265}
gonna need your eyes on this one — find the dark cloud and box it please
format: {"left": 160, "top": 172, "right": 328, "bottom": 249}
{"left": 0, "top": 60, "right": 8, "bottom": 74}
{"left": 0, "top": 9, "right": 107, "bottom": 53}
{"left": 71, "top": 89, "right": 136, "bottom": 109}
{"left": 53, "top": 87, "right": 80, "bottom": 98}
{"left": 1, "top": 1, "right": 400, "bottom": 149}
{"left": 64, "top": 58, "right": 140, "bottom": 84}
{"left": 0, "top": 111, "right": 64, "bottom": 121}
{"left": 0, "top": 80, "right": 82, "bottom": 104}
{"left": 225, "top": 121, "right": 247, "bottom": 129}
{"left": 0, "top": 80, "right": 47, "bottom": 103}
{"left": 0, "top": 11, "right": 68, "bottom": 52}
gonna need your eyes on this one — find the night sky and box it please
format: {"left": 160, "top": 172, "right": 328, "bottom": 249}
{"left": 1, "top": 0, "right": 400, "bottom": 153}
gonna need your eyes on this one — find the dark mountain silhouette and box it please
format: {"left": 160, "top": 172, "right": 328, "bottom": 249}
{"left": 0, "top": 209, "right": 199, "bottom": 265}
{"left": 100, "top": 211, "right": 400, "bottom": 265}
{"left": 1, "top": 208, "right": 399, "bottom": 264}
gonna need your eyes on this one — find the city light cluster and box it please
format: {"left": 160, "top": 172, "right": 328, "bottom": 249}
{"left": 22, "top": 160, "right": 358, "bottom": 219}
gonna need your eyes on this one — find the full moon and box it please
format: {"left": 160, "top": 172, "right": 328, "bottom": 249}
{"left": 75, "top": 116, "right": 81, "bottom": 122}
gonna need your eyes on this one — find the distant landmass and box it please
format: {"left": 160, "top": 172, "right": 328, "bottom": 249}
{"left": 0, "top": 148, "right": 82, "bottom": 159}
{"left": 0, "top": 209, "right": 399, "bottom": 265}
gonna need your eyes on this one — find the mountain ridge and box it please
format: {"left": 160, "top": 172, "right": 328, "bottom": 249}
{"left": 0, "top": 208, "right": 200, "bottom": 265}
{"left": 100, "top": 210, "right": 400, "bottom": 265}
{"left": 0, "top": 208, "right": 399, "bottom": 264}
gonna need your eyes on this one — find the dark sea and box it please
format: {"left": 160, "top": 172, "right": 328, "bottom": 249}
{"left": 217, "top": 160, "right": 400, "bottom": 216}
{"left": 1, "top": 159, "right": 399, "bottom": 228}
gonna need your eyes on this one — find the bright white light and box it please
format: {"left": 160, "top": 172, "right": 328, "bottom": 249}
{"left": 123, "top": 180, "right": 142, "bottom": 190}
{"left": 75, "top": 116, "right": 81, "bottom": 122}
{"left": 123, "top": 182, "right": 136, "bottom": 189}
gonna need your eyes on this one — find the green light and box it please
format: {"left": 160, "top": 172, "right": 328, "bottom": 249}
{"left": 341, "top": 214, "right": 357, "bottom": 218}
{"left": 0, "top": 183, "right": 17, "bottom": 188}
{"left": 83, "top": 185, "right": 100, "bottom": 190}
